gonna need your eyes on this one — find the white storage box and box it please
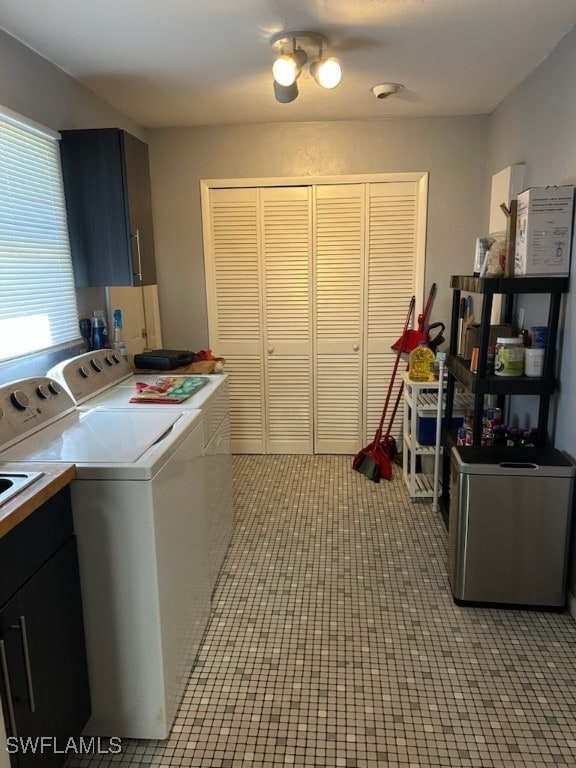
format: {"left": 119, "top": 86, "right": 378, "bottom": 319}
{"left": 515, "top": 186, "right": 574, "bottom": 276}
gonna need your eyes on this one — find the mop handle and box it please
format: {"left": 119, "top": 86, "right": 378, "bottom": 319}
{"left": 383, "top": 377, "right": 405, "bottom": 441}
{"left": 374, "top": 295, "right": 415, "bottom": 442}
{"left": 417, "top": 282, "right": 437, "bottom": 332}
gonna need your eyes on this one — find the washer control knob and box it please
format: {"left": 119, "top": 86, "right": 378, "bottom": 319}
{"left": 0, "top": 407, "right": 4, "bottom": 419}
{"left": 48, "top": 381, "right": 62, "bottom": 395}
{"left": 10, "top": 390, "right": 29, "bottom": 410}
{"left": 90, "top": 358, "right": 103, "bottom": 372}
{"left": 104, "top": 355, "right": 115, "bottom": 366}
{"left": 110, "top": 353, "right": 120, "bottom": 364}
{"left": 79, "top": 365, "right": 90, "bottom": 378}
{"left": 36, "top": 384, "right": 51, "bottom": 399}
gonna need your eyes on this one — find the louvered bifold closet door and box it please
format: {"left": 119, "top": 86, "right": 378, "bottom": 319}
{"left": 205, "top": 188, "right": 265, "bottom": 453}
{"left": 261, "top": 187, "right": 313, "bottom": 453}
{"left": 314, "top": 185, "right": 364, "bottom": 454}
{"left": 365, "top": 182, "right": 419, "bottom": 445}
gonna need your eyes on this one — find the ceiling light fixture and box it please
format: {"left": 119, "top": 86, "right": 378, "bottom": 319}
{"left": 273, "top": 80, "right": 299, "bottom": 103}
{"left": 270, "top": 31, "right": 342, "bottom": 102}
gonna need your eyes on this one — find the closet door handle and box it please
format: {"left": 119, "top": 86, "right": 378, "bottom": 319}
{"left": 353, "top": 343, "right": 360, "bottom": 352}
{"left": 0, "top": 638, "right": 17, "bottom": 737}
{"left": 267, "top": 346, "right": 275, "bottom": 355}
{"left": 10, "top": 616, "right": 36, "bottom": 713}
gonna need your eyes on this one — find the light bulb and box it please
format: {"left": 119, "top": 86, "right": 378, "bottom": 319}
{"left": 272, "top": 48, "right": 307, "bottom": 87}
{"left": 272, "top": 55, "right": 298, "bottom": 87}
{"left": 311, "top": 57, "right": 342, "bottom": 89}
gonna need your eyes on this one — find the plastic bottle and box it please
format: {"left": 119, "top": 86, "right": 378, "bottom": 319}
{"left": 408, "top": 341, "right": 436, "bottom": 382}
{"left": 505, "top": 427, "right": 520, "bottom": 447}
{"left": 481, "top": 425, "right": 494, "bottom": 447}
{"left": 519, "top": 429, "right": 535, "bottom": 447}
{"left": 113, "top": 309, "right": 128, "bottom": 358}
{"left": 492, "top": 425, "right": 505, "bottom": 446}
{"left": 91, "top": 310, "right": 107, "bottom": 350}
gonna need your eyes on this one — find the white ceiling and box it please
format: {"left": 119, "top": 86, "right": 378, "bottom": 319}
{"left": 1, "top": 0, "right": 576, "bottom": 129}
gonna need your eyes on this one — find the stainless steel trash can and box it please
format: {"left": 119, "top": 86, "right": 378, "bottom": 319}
{"left": 449, "top": 445, "right": 575, "bottom": 607}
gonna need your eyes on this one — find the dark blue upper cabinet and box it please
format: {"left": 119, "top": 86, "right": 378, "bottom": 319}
{"left": 60, "top": 128, "right": 157, "bottom": 287}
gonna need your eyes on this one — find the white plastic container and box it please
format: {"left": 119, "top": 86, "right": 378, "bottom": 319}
{"left": 524, "top": 347, "right": 545, "bottom": 377}
{"left": 494, "top": 337, "right": 524, "bottom": 377}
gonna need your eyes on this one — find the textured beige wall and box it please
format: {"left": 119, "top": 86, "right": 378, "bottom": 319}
{"left": 146, "top": 117, "right": 489, "bottom": 350}
{"left": 0, "top": 29, "right": 143, "bottom": 137}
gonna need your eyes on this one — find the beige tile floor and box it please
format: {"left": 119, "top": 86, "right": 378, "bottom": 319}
{"left": 67, "top": 454, "right": 576, "bottom": 767}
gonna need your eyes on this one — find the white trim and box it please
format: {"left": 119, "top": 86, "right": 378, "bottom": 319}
{"left": 0, "top": 103, "right": 61, "bottom": 141}
{"left": 201, "top": 172, "right": 427, "bottom": 192}
{"left": 414, "top": 173, "right": 429, "bottom": 321}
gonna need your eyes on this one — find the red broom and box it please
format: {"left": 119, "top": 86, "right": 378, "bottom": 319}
{"left": 353, "top": 296, "right": 415, "bottom": 482}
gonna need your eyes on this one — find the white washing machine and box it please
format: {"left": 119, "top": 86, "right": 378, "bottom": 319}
{"left": 48, "top": 351, "right": 233, "bottom": 595}
{"left": 0, "top": 376, "right": 209, "bottom": 739}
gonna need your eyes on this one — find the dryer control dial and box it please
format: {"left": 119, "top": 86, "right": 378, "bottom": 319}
{"left": 48, "top": 381, "right": 62, "bottom": 395}
{"left": 90, "top": 358, "right": 103, "bottom": 372}
{"left": 36, "top": 384, "right": 51, "bottom": 399}
{"left": 10, "top": 390, "right": 29, "bottom": 410}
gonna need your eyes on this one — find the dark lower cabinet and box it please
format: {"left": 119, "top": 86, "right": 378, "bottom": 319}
{"left": 0, "top": 488, "right": 91, "bottom": 768}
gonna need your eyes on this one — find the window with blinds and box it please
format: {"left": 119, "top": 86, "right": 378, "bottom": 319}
{"left": 0, "top": 107, "right": 79, "bottom": 363}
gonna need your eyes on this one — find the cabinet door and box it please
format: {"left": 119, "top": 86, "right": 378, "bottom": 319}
{"left": 122, "top": 131, "right": 157, "bottom": 286}
{"left": 106, "top": 284, "right": 163, "bottom": 359}
{"left": 60, "top": 128, "right": 156, "bottom": 287}
{"left": 0, "top": 538, "right": 91, "bottom": 768}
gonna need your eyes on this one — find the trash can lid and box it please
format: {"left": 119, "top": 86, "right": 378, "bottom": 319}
{"left": 452, "top": 445, "right": 576, "bottom": 477}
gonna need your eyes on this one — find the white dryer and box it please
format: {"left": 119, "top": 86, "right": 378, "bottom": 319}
{"left": 48, "top": 351, "right": 233, "bottom": 596}
{"left": 0, "top": 377, "right": 209, "bottom": 739}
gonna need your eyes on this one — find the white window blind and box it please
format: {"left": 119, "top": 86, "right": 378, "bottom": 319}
{"left": 0, "top": 107, "right": 79, "bottom": 363}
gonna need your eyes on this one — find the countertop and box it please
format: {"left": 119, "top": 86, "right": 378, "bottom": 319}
{"left": 0, "top": 462, "right": 76, "bottom": 539}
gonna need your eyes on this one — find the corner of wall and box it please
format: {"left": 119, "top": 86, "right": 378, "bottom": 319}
{"left": 567, "top": 589, "right": 576, "bottom": 623}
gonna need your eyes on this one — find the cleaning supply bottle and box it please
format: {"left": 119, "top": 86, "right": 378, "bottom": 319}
{"left": 113, "top": 309, "right": 127, "bottom": 358}
{"left": 91, "top": 310, "right": 107, "bottom": 350}
{"left": 408, "top": 340, "right": 436, "bottom": 382}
